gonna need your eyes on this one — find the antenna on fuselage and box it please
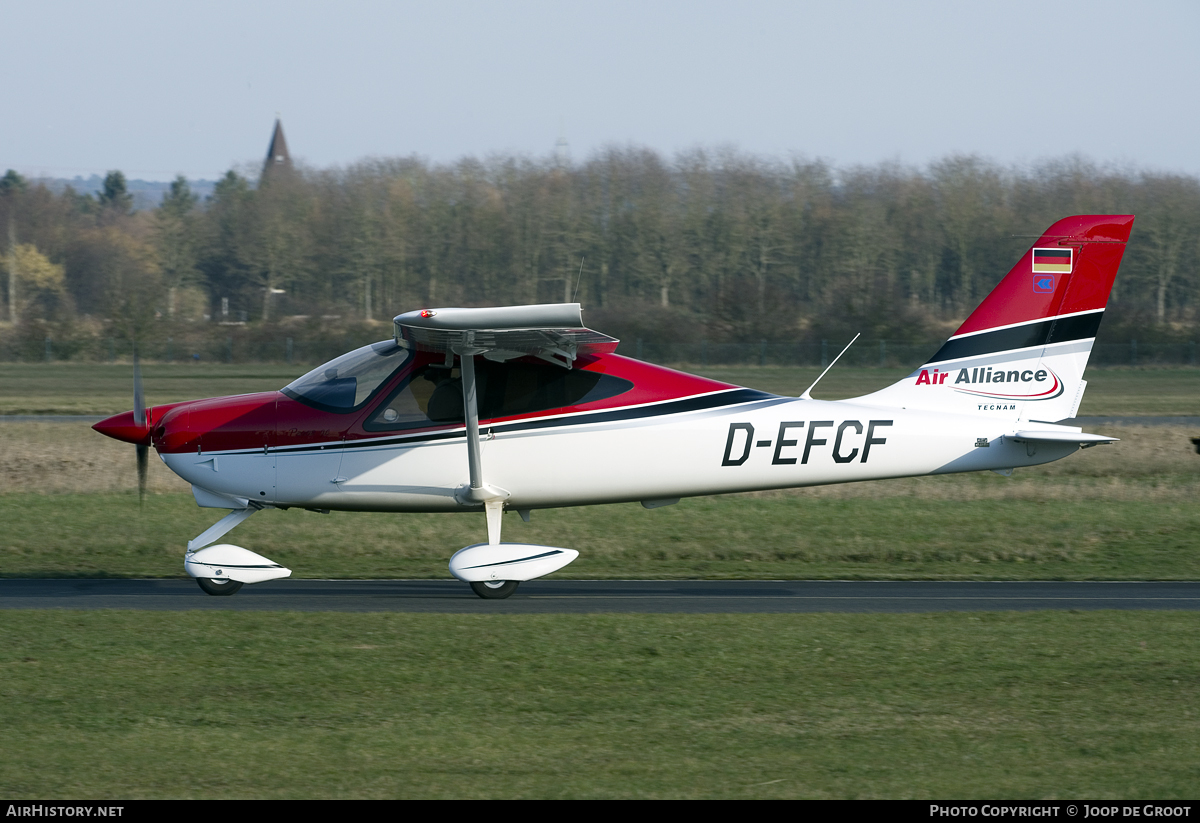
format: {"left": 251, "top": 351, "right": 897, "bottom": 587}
{"left": 571, "top": 257, "right": 585, "bottom": 302}
{"left": 800, "top": 333, "right": 860, "bottom": 400}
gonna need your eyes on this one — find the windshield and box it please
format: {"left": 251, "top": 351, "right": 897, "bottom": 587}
{"left": 282, "top": 340, "right": 411, "bottom": 412}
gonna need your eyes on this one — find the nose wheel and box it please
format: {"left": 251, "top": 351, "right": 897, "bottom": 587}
{"left": 196, "top": 577, "right": 244, "bottom": 596}
{"left": 470, "top": 580, "right": 519, "bottom": 599}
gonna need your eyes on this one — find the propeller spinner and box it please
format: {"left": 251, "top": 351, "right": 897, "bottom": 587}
{"left": 92, "top": 348, "right": 153, "bottom": 505}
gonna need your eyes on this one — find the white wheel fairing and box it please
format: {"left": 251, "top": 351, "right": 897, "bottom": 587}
{"left": 185, "top": 544, "right": 292, "bottom": 585}
{"left": 449, "top": 543, "right": 579, "bottom": 582}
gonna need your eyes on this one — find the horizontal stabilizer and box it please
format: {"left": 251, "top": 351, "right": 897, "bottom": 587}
{"left": 1010, "top": 429, "right": 1117, "bottom": 445}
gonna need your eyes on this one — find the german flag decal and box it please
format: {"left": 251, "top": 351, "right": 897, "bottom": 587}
{"left": 1032, "top": 247, "right": 1072, "bottom": 274}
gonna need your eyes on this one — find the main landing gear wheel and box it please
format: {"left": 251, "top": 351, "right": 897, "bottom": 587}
{"left": 470, "top": 580, "right": 519, "bottom": 600}
{"left": 196, "top": 577, "right": 244, "bottom": 596}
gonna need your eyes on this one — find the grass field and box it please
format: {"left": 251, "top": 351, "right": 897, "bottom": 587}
{"left": 0, "top": 362, "right": 306, "bottom": 415}
{"left": 1, "top": 610, "right": 1197, "bottom": 798}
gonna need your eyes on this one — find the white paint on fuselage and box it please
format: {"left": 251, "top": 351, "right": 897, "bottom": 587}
{"left": 162, "top": 396, "right": 1079, "bottom": 514}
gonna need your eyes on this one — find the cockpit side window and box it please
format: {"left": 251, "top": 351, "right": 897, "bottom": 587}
{"left": 367, "top": 364, "right": 462, "bottom": 429}
{"left": 364, "top": 357, "right": 634, "bottom": 432}
{"left": 281, "top": 340, "right": 412, "bottom": 413}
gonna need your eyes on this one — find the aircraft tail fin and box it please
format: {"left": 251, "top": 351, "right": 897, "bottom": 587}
{"left": 855, "top": 215, "right": 1134, "bottom": 422}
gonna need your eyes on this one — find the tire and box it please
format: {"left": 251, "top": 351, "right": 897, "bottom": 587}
{"left": 469, "top": 580, "right": 519, "bottom": 600}
{"left": 197, "top": 576, "right": 244, "bottom": 596}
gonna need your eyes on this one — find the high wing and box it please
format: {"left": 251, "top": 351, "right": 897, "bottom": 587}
{"left": 393, "top": 303, "right": 618, "bottom": 369}
{"left": 393, "top": 303, "right": 620, "bottom": 551}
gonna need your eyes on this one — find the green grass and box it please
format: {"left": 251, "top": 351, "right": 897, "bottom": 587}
{"left": 1, "top": 362, "right": 1197, "bottom": 416}
{"left": 1070, "top": 369, "right": 1200, "bottom": 416}
{"left": 0, "top": 362, "right": 306, "bottom": 415}
{"left": 1, "top": 610, "right": 1197, "bottom": 798}
{"left": 4, "top": 485, "right": 1200, "bottom": 580}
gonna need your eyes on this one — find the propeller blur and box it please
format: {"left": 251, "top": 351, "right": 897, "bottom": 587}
{"left": 94, "top": 215, "right": 1134, "bottom": 599}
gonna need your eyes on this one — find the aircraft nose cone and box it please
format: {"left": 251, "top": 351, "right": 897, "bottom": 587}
{"left": 93, "top": 410, "right": 152, "bottom": 445}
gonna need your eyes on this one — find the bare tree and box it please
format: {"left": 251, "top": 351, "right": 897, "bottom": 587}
{"left": 1138, "top": 176, "right": 1199, "bottom": 324}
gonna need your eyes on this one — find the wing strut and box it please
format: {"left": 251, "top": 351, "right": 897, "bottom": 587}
{"left": 394, "top": 303, "right": 619, "bottom": 546}
{"left": 394, "top": 305, "right": 601, "bottom": 589}
{"left": 455, "top": 333, "right": 509, "bottom": 543}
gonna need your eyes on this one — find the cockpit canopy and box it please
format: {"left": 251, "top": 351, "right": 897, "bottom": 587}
{"left": 282, "top": 340, "right": 411, "bottom": 412}
{"left": 282, "top": 339, "right": 634, "bottom": 424}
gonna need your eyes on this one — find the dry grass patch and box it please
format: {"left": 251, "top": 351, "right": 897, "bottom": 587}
{"left": 0, "top": 422, "right": 189, "bottom": 494}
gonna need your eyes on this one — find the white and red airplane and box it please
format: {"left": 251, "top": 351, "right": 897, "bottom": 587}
{"left": 94, "top": 214, "right": 1134, "bottom": 598}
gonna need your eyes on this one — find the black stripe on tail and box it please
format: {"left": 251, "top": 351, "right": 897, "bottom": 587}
{"left": 927, "top": 311, "right": 1103, "bottom": 364}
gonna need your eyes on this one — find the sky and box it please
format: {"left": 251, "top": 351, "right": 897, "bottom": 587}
{"left": 3, "top": 0, "right": 1198, "bottom": 181}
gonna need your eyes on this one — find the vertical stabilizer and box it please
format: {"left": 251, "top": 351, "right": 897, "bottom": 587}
{"left": 855, "top": 215, "right": 1134, "bottom": 422}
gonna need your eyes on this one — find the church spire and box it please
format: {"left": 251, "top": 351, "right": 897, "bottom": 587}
{"left": 262, "top": 118, "right": 293, "bottom": 178}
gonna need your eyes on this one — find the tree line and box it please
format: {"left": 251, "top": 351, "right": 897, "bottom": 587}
{"left": 1, "top": 149, "right": 1198, "bottom": 361}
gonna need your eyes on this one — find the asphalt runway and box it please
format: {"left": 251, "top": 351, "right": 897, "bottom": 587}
{"left": 2, "top": 578, "right": 1199, "bottom": 613}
